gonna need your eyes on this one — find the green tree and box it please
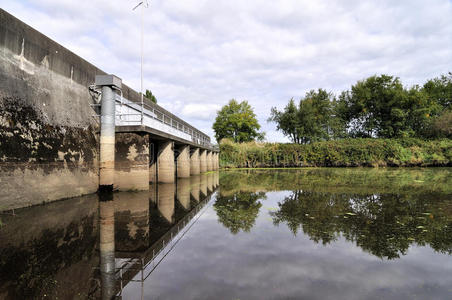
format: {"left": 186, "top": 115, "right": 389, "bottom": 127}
{"left": 422, "top": 73, "right": 452, "bottom": 109}
{"left": 269, "top": 89, "right": 334, "bottom": 144}
{"left": 145, "top": 89, "right": 157, "bottom": 103}
{"left": 339, "top": 75, "right": 413, "bottom": 138}
{"left": 213, "top": 99, "right": 264, "bottom": 143}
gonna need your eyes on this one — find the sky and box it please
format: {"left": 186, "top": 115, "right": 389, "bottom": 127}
{"left": 2, "top": 0, "right": 452, "bottom": 143}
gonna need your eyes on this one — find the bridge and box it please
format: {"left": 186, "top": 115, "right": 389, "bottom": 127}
{"left": 0, "top": 9, "right": 219, "bottom": 208}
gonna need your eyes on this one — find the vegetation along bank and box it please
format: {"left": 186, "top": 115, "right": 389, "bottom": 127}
{"left": 219, "top": 138, "right": 452, "bottom": 168}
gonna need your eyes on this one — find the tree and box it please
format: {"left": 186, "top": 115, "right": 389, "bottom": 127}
{"left": 269, "top": 89, "right": 334, "bottom": 144}
{"left": 213, "top": 99, "right": 264, "bottom": 143}
{"left": 145, "top": 89, "right": 157, "bottom": 103}
{"left": 338, "top": 75, "right": 413, "bottom": 138}
{"left": 422, "top": 73, "right": 452, "bottom": 110}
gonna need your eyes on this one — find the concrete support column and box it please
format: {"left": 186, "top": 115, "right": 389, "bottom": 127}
{"left": 212, "top": 153, "right": 218, "bottom": 170}
{"left": 207, "top": 151, "right": 213, "bottom": 171}
{"left": 200, "top": 149, "right": 207, "bottom": 173}
{"left": 115, "top": 133, "right": 149, "bottom": 191}
{"left": 158, "top": 141, "right": 175, "bottom": 183}
{"left": 176, "top": 145, "right": 190, "bottom": 178}
{"left": 190, "top": 148, "right": 200, "bottom": 175}
{"left": 216, "top": 152, "right": 220, "bottom": 170}
{"left": 99, "top": 85, "right": 116, "bottom": 191}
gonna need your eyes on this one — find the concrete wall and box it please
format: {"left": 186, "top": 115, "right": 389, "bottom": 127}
{"left": 0, "top": 9, "right": 101, "bottom": 210}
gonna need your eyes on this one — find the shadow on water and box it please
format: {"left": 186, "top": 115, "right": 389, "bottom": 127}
{"left": 0, "top": 172, "right": 219, "bottom": 299}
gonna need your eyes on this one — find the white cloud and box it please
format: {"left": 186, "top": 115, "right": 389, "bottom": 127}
{"left": 3, "top": 0, "right": 452, "bottom": 142}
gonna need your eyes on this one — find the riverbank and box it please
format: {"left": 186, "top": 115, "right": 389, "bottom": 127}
{"left": 219, "top": 138, "right": 452, "bottom": 168}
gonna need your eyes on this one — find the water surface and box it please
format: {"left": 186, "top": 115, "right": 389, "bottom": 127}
{"left": 0, "top": 168, "right": 451, "bottom": 299}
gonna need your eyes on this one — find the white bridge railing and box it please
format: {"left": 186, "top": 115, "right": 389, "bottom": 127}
{"left": 114, "top": 95, "right": 212, "bottom": 148}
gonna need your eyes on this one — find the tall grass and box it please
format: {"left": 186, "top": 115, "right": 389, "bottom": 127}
{"left": 219, "top": 138, "right": 452, "bottom": 168}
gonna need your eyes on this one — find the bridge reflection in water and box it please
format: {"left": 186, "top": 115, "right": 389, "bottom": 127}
{"left": 99, "top": 172, "right": 219, "bottom": 299}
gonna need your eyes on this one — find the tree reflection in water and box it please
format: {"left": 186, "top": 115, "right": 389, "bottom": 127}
{"left": 216, "top": 169, "right": 452, "bottom": 260}
{"left": 271, "top": 190, "right": 452, "bottom": 259}
{"left": 214, "top": 191, "right": 265, "bottom": 234}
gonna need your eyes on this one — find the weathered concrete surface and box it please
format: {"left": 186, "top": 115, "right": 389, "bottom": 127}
{"left": 200, "top": 149, "right": 207, "bottom": 173}
{"left": 207, "top": 151, "right": 213, "bottom": 171}
{"left": 176, "top": 145, "right": 190, "bottom": 178}
{"left": 213, "top": 153, "right": 219, "bottom": 170}
{"left": 190, "top": 148, "right": 200, "bottom": 175}
{"left": 158, "top": 183, "right": 175, "bottom": 223}
{"left": 114, "top": 133, "right": 149, "bottom": 191}
{"left": 177, "top": 178, "right": 191, "bottom": 210}
{"left": 0, "top": 9, "right": 100, "bottom": 210}
{"left": 157, "top": 141, "right": 175, "bottom": 183}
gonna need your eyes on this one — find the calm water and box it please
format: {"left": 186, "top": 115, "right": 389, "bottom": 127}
{"left": 0, "top": 169, "right": 451, "bottom": 299}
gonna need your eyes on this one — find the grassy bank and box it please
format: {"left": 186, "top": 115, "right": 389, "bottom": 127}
{"left": 219, "top": 138, "right": 452, "bottom": 168}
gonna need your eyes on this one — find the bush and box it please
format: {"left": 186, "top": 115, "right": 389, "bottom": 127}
{"left": 219, "top": 138, "right": 452, "bottom": 168}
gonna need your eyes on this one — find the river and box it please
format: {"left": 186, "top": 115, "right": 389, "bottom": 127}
{"left": 0, "top": 168, "right": 451, "bottom": 299}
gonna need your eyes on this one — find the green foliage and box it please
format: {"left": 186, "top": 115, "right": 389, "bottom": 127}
{"left": 145, "top": 89, "right": 157, "bottom": 103}
{"left": 430, "top": 110, "right": 452, "bottom": 138}
{"left": 213, "top": 99, "right": 264, "bottom": 143}
{"left": 269, "top": 89, "right": 335, "bottom": 143}
{"left": 270, "top": 73, "right": 451, "bottom": 141}
{"left": 219, "top": 138, "right": 452, "bottom": 168}
{"left": 422, "top": 72, "right": 452, "bottom": 109}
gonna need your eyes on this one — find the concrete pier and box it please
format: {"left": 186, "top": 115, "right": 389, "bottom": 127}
{"left": 207, "top": 151, "right": 213, "bottom": 171}
{"left": 190, "top": 148, "right": 200, "bottom": 175}
{"left": 200, "top": 149, "right": 207, "bottom": 173}
{"left": 213, "top": 153, "right": 219, "bottom": 170}
{"left": 157, "top": 141, "right": 175, "bottom": 183}
{"left": 176, "top": 145, "right": 190, "bottom": 178}
{"left": 114, "top": 133, "right": 149, "bottom": 191}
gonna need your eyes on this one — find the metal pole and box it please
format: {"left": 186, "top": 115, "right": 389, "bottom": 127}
{"left": 99, "top": 85, "right": 115, "bottom": 191}
{"left": 140, "top": 3, "right": 144, "bottom": 125}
